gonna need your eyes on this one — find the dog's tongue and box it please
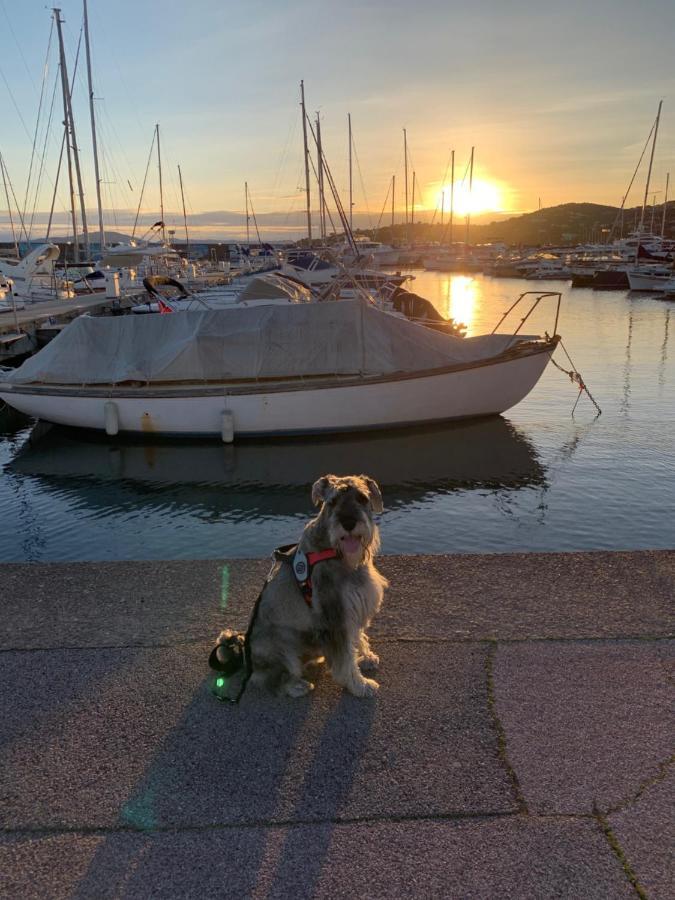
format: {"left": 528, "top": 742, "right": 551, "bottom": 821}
{"left": 341, "top": 536, "right": 361, "bottom": 554}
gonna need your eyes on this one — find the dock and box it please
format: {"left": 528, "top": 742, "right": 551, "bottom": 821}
{"left": 0, "top": 292, "right": 142, "bottom": 363}
{"left": 0, "top": 549, "right": 672, "bottom": 898}
{"left": 0, "top": 273, "right": 231, "bottom": 364}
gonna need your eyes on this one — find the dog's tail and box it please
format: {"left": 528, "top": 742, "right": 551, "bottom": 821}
{"left": 208, "top": 628, "right": 246, "bottom": 676}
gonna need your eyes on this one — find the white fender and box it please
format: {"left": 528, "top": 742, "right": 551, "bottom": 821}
{"left": 104, "top": 400, "right": 119, "bottom": 436}
{"left": 221, "top": 409, "right": 234, "bottom": 443}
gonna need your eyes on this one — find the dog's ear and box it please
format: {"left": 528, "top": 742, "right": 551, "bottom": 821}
{"left": 361, "top": 475, "right": 384, "bottom": 513}
{"left": 311, "top": 474, "right": 336, "bottom": 507}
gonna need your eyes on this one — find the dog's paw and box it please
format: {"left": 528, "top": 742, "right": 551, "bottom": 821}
{"left": 286, "top": 678, "right": 315, "bottom": 698}
{"left": 349, "top": 676, "right": 379, "bottom": 698}
{"left": 359, "top": 651, "right": 380, "bottom": 673}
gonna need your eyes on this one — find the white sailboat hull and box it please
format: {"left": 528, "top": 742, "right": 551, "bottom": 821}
{"left": 626, "top": 271, "right": 675, "bottom": 291}
{"left": 0, "top": 341, "right": 556, "bottom": 439}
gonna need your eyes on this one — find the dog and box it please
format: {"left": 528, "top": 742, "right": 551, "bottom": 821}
{"left": 214, "top": 474, "right": 388, "bottom": 699}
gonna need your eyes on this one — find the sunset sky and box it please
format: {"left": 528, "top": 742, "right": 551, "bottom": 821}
{"left": 1, "top": 0, "right": 675, "bottom": 237}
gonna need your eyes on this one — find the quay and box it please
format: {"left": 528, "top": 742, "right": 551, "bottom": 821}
{"left": 0, "top": 293, "right": 143, "bottom": 364}
{"left": 0, "top": 549, "right": 672, "bottom": 898}
{"left": 0, "top": 273, "right": 231, "bottom": 364}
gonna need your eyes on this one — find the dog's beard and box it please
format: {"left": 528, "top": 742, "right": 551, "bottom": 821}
{"left": 328, "top": 519, "right": 374, "bottom": 566}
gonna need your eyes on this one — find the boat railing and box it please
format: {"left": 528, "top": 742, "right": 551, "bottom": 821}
{"left": 490, "top": 291, "right": 562, "bottom": 339}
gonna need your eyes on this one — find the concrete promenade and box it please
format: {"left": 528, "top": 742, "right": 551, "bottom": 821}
{"left": 0, "top": 550, "right": 672, "bottom": 898}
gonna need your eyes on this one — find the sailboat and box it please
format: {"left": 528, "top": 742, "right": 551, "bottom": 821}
{"left": 0, "top": 297, "right": 559, "bottom": 440}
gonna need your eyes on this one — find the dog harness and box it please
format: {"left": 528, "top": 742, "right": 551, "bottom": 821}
{"left": 273, "top": 543, "right": 339, "bottom": 606}
{"left": 208, "top": 543, "right": 339, "bottom": 703}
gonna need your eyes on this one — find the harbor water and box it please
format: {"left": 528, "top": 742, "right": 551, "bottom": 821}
{"left": 1, "top": 271, "right": 674, "bottom": 562}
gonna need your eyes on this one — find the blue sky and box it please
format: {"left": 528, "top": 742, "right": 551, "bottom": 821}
{"left": 1, "top": 0, "right": 675, "bottom": 237}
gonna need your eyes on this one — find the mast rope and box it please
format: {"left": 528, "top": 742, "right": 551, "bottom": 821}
{"left": 375, "top": 179, "right": 392, "bottom": 232}
{"left": 351, "top": 137, "right": 373, "bottom": 231}
{"left": 28, "top": 64, "right": 60, "bottom": 242}
{"left": 306, "top": 115, "right": 354, "bottom": 251}
{"left": 550, "top": 338, "right": 601, "bottom": 416}
{"left": 132, "top": 130, "right": 157, "bottom": 239}
{"left": 608, "top": 120, "right": 656, "bottom": 242}
{"left": 429, "top": 149, "right": 453, "bottom": 227}
{"left": 22, "top": 19, "right": 54, "bottom": 230}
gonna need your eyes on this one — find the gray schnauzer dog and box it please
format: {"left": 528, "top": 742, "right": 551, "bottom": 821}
{"left": 215, "top": 474, "right": 388, "bottom": 699}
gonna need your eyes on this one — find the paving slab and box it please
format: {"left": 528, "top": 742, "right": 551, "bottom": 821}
{"left": 0, "top": 818, "right": 635, "bottom": 900}
{"left": 0, "top": 642, "right": 516, "bottom": 831}
{"left": 2, "top": 549, "right": 673, "bottom": 650}
{"left": 609, "top": 764, "right": 675, "bottom": 900}
{"left": 493, "top": 640, "right": 674, "bottom": 815}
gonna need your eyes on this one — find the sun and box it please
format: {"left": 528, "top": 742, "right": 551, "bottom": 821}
{"left": 437, "top": 178, "right": 503, "bottom": 217}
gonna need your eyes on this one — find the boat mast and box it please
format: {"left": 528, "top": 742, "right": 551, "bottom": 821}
{"left": 449, "top": 149, "right": 454, "bottom": 247}
{"left": 391, "top": 174, "right": 395, "bottom": 229}
{"left": 661, "top": 172, "right": 670, "bottom": 239}
{"left": 155, "top": 123, "right": 166, "bottom": 244}
{"left": 403, "top": 128, "right": 409, "bottom": 229}
{"left": 635, "top": 100, "right": 662, "bottom": 264}
{"left": 348, "top": 112, "right": 353, "bottom": 230}
{"left": 464, "top": 146, "right": 474, "bottom": 252}
{"left": 316, "top": 112, "right": 326, "bottom": 240}
{"left": 411, "top": 170, "right": 416, "bottom": 232}
{"left": 54, "top": 7, "right": 89, "bottom": 260}
{"left": 178, "top": 164, "right": 189, "bottom": 253}
{"left": 53, "top": 8, "right": 79, "bottom": 262}
{"left": 83, "top": 0, "right": 104, "bottom": 254}
{"left": 300, "top": 80, "right": 312, "bottom": 245}
{"left": 245, "top": 180, "right": 250, "bottom": 244}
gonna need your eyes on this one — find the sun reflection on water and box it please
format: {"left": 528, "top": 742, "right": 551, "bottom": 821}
{"left": 442, "top": 275, "right": 478, "bottom": 333}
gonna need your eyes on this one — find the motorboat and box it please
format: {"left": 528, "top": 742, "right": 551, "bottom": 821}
{"left": 0, "top": 244, "right": 74, "bottom": 301}
{"left": 282, "top": 251, "right": 408, "bottom": 290}
{"left": 130, "top": 272, "right": 312, "bottom": 314}
{"left": 0, "top": 295, "right": 560, "bottom": 441}
{"left": 626, "top": 268, "right": 675, "bottom": 291}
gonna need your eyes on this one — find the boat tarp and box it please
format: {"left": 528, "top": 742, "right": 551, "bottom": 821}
{"left": 237, "top": 273, "right": 311, "bottom": 303}
{"left": 5, "top": 300, "right": 539, "bottom": 386}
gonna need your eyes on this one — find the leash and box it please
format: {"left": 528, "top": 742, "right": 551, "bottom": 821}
{"left": 208, "top": 543, "right": 338, "bottom": 703}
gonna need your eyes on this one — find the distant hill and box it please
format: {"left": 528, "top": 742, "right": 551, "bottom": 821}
{"left": 369, "top": 202, "right": 675, "bottom": 247}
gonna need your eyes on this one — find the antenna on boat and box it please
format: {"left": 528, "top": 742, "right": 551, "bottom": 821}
{"left": 300, "top": 81, "right": 313, "bottom": 245}
{"left": 155, "top": 123, "right": 166, "bottom": 245}
{"left": 83, "top": 0, "right": 105, "bottom": 254}
{"left": 178, "top": 164, "right": 189, "bottom": 253}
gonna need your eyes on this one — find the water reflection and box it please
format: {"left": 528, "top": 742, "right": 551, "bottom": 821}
{"left": 9, "top": 417, "right": 545, "bottom": 520}
{"left": 441, "top": 275, "right": 478, "bottom": 330}
{"left": 659, "top": 307, "right": 671, "bottom": 392}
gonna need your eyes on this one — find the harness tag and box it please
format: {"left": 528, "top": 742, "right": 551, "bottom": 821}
{"left": 292, "top": 549, "right": 309, "bottom": 583}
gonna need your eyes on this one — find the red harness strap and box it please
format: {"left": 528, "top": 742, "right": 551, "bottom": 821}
{"left": 273, "top": 543, "right": 340, "bottom": 607}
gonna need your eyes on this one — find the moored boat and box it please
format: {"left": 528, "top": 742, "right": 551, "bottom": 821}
{"left": 0, "top": 298, "right": 558, "bottom": 441}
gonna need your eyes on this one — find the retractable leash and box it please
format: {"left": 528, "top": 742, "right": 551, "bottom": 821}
{"left": 208, "top": 543, "right": 338, "bottom": 703}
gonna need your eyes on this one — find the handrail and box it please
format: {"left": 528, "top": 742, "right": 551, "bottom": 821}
{"left": 490, "top": 291, "right": 562, "bottom": 338}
